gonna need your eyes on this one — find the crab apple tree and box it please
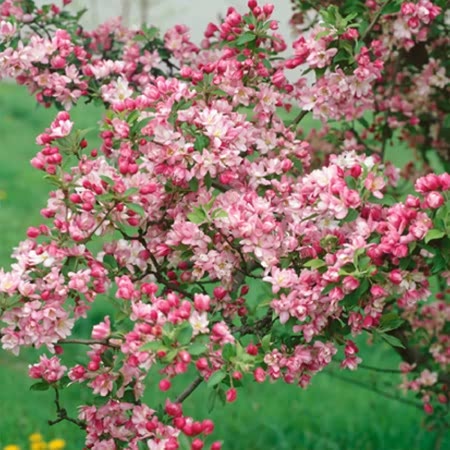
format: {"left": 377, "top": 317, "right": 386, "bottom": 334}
{"left": 0, "top": 0, "right": 449, "bottom": 448}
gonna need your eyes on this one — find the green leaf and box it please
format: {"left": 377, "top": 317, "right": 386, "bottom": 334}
{"left": 121, "top": 389, "right": 136, "bottom": 403}
{"left": 342, "top": 208, "right": 359, "bottom": 223}
{"left": 177, "top": 324, "right": 193, "bottom": 346}
{"left": 194, "top": 134, "right": 210, "bottom": 152}
{"left": 123, "top": 187, "right": 139, "bottom": 197}
{"left": 235, "top": 32, "right": 256, "bottom": 46}
{"left": 62, "top": 256, "right": 79, "bottom": 277}
{"left": 30, "top": 382, "right": 50, "bottom": 391}
{"left": 211, "top": 208, "right": 228, "bottom": 220}
{"left": 261, "top": 333, "right": 272, "bottom": 351}
{"left": 221, "top": 343, "right": 236, "bottom": 361}
{"left": 381, "top": 0, "right": 401, "bottom": 15}
{"left": 187, "top": 207, "right": 208, "bottom": 224}
{"left": 188, "top": 342, "right": 208, "bottom": 356}
{"left": 140, "top": 341, "right": 166, "bottom": 352}
{"left": 321, "top": 283, "right": 339, "bottom": 295}
{"left": 189, "top": 177, "right": 199, "bottom": 192}
{"left": 380, "top": 333, "right": 405, "bottom": 349}
{"left": 127, "top": 203, "right": 146, "bottom": 217}
{"left": 103, "top": 254, "right": 118, "bottom": 270}
{"left": 424, "top": 229, "right": 446, "bottom": 244}
{"left": 379, "top": 313, "right": 405, "bottom": 332}
{"left": 100, "top": 175, "right": 115, "bottom": 186}
{"left": 207, "top": 370, "right": 226, "bottom": 388}
{"left": 207, "top": 387, "right": 218, "bottom": 413}
{"left": 357, "top": 117, "right": 370, "bottom": 129}
{"left": 303, "top": 259, "right": 326, "bottom": 269}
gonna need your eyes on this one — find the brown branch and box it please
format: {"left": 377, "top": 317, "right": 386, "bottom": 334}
{"left": 291, "top": 110, "right": 308, "bottom": 128}
{"left": 59, "top": 338, "right": 120, "bottom": 348}
{"left": 174, "top": 376, "right": 203, "bottom": 403}
{"left": 389, "top": 328, "right": 450, "bottom": 386}
{"left": 232, "top": 311, "right": 273, "bottom": 337}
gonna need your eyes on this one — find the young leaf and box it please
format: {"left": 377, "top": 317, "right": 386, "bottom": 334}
{"left": 207, "top": 370, "right": 226, "bottom": 388}
{"left": 177, "top": 324, "right": 193, "bottom": 346}
{"left": 380, "top": 333, "right": 405, "bottom": 349}
{"left": 424, "top": 229, "right": 445, "bottom": 244}
{"left": 236, "top": 32, "right": 256, "bottom": 46}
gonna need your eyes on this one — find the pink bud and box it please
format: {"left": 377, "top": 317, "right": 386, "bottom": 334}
{"left": 191, "top": 439, "right": 204, "bottom": 450}
{"left": 226, "top": 388, "right": 237, "bottom": 403}
{"left": 425, "top": 191, "right": 444, "bottom": 209}
{"left": 246, "top": 343, "right": 258, "bottom": 355}
{"left": 26, "top": 227, "right": 40, "bottom": 238}
{"left": 254, "top": 367, "right": 266, "bottom": 383}
{"left": 202, "top": 419, "right": 215, "bottom": 435}
{"left": 159, "top": 379, "right": 171, "bottom": 391}
{"left": 263, "top": 4, "right": 274, "bottom": 16}
{"left": 194, "top": 294, "right": 211, "bottom": 311}
{"left": 213, "top": 286, "right": 227, "bottom": 300}
{"left": 388, "top": 269, "right": 402, "bottom": 285}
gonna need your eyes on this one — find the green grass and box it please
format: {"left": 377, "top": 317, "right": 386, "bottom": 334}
{"left": 0, "top": 82, "right": 448, "bottom": 450}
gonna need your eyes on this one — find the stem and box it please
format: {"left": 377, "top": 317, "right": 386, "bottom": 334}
{"left": 362, "top": 0, "right": 393, "bottom": 42}
{"left": 81, "top": 203, "right": 117, "bottom": 243}
{"left": 48, "top": 386, "right": 86, "bottom": 429}
{"left": 174, "top": 376, "right": 203, "bottom": 403}
{"left": 381, "top": 55, "right": 401, "bottom": 158}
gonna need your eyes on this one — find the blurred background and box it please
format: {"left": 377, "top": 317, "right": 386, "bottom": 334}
{"left": 36, "top": 0, "right": 295, "bottom": 39}
{"left": 0, "top": 1, "right": 449, "bottom": 449}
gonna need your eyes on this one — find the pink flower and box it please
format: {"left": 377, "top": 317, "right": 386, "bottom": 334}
{"left": 91, "top": 316, "right": 111, "bottom": 340}
{"left": 29, "top": 355, "right": 67, "bottom": 383}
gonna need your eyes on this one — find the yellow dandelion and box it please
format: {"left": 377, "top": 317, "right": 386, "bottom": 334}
{"left": 28, "top": 435, "right": 43, "bottom": 443}
{"left": 31, "top": 443, "right": 47, "bottom": 450}
{"left": 48, "top": 440, "right": 65, "bottom": 450}
{"left": 3, "top": 445, "right": 21, "bottom": 450}
{"left": 0, "top": 189, "right": 7, "bottom": 200}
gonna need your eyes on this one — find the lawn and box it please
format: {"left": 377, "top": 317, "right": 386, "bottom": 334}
{"left": 0, "top": 82, "right": 448, "bottom": 450}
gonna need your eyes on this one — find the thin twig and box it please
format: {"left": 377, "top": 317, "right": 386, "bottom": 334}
{"left": 381, "top": 55, "right": 401, "bottom": 158}
{"left": 174, "top": 376, "right": 203, "bottom": 403}
{"left": 361, "top": 0, "right": 393, "bottom": 42}
{"left": 48, "top": 386, "right": 86, "bottom": 429}
{"left": 333, "top": 359, "right": 405, "bottom": 374}
{"left": 324, "top": 370, "right": 422, "bottom": 409}
{"left": 291, "top": 110, "right": 308, "bottom": 128}
{"left": 81, "top": 202, "right": 118, "bottom": 243}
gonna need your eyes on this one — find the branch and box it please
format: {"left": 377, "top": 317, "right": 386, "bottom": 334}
{"left": 232, "top": 311, "right": 273, "bottom": 337}
{"left": 174, "top": 376, "right": 203, "bottom": 403}
{"left": 291, "top": 110, "right": 308, "bottom": 128}
{"left": 381, "top": 55, "right": 401, "bottom": 158}
{"left": 334, "top": 359, "right": 405, "bottom": 374}
{"left": 81, "top": 202, "right": 118, "bottom": 243}
{"left": 48, "top": 386, "right": 86, "bottom": 429}
{"left": 59, "top": 338, "right": 120, "bottom": 348}
{"left": 389, "top": 328, "right": 450, "bottom": 386}
{"left": 324, "top": 370, "right": 422, "bottom": 409}
{"left": 362, "top": 0, "right": 393, "bottom": 42}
